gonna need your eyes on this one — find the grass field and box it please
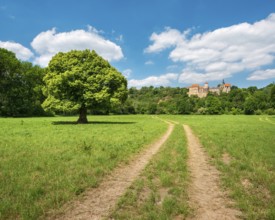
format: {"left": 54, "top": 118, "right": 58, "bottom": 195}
{"left": 0, "top": 115, "right": 167, "bottom": 220}
{"left": 1, "top": 115, "right": 274, "bottom": 219}
{"left": 109, "top": 123, "right": 190, "bottom": 219}
{"left": 162, "top": 115, "right": 275, "bottom": 219}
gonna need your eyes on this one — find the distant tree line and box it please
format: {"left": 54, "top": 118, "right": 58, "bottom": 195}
{"left": 113, "top": 85, "right": 275, "bottom": 115}
{"left": 1, "top": 48, "right": 275, "bottom": 117}
{"left": 0, "top": 48, "right": 47, "bottom": 117}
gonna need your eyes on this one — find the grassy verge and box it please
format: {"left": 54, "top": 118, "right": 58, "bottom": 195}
{"left": 109, "top": 123, "right": 190, "bottom": 219}
{"left": 162, "top": 115, "right": 275, "bottom": 219}
{"left": 0, "top": 115, "right": 167, "bottom": 220}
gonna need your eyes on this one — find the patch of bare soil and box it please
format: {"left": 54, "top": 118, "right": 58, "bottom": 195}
{"left": 157, "top": 187, "right": 169, "bottom": 205}
{"left": 183, "top": 125, "right": 241, "bottom": 220}
{"left": 241, "top": 178, "right": 271, "bottom": 201}
{"left": 49, "top": 123, "right": 174, "bottom": 220}
{"left": 241, "top": 178, "right": 253, "bottom": 189}
{"left": 136, "top": 184, "right": 151, "bottom": 206}
{"left": 222, "top": 152, "right": 232, "bottom": 165}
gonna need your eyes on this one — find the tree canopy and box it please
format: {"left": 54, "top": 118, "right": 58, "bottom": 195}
{"left": 42, "top": 50, "right": 127, "bottom": 123}
{"left": 0, "top": 48, "right": 45, "bottom": 116}
{"left": 118, "top": 84, "right": 275, "bottom": 115}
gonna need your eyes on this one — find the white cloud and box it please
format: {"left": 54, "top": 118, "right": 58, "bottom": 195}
{"left": 145, "top": 60, "right": 154, "bottom": 65}
{"left": 87, "top": 25, "right": 103, "bottom": 34}
{"left": 128, "top": 73, "right": 178, "bottom": 88}
{"left": 166, "top": 64, "right": 179, "bottom": 70}
{"left": 31, "top": 27, "right": 124, "bottom": 66}
{"left": 0, "top": 41, "right": 33, "bottom": 60}
{"left": 179, "top": 68, "right": 232, "bottom": 84}
{"left": 247, "top": 69, "right": 275, "bottom": 80}
{"left": 146, "top": 13, "right": 275, "bottom": 83}
{"left": 144, "top": 27, "right": 186, "bottom": 53}
{"left": 122, "top": 69, "right": 132, "bottom": 78}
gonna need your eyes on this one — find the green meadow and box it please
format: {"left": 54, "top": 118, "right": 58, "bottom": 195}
{"left": 0, "top": 115, "right": 274, "bottom": 220}
{"left": 162, "top": 115, "right": 275, "bottom": 219}
{"left": 0, "top": 116, "right": 167, "bottom": 220}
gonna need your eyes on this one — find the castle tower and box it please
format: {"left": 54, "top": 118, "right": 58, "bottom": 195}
{"left": 204, "top": 82, "right": 209, "bottom": 92}
{"left": 223, "top": 83, "right": 231, "bottom": 93}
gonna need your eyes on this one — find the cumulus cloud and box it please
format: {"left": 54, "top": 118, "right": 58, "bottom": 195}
{"left": 144, "top": 27, "right": 186, "bottom": 53}
{"left": 166, "top": 64, "right": 179, "bottom": 70}
{"left": 31, "top": 27, "right": 124, "bottom": 66}
{"left": 247, "top": 69, "right": 275, "bottom": 80}
{"left": 128, "top": 73, "right": 178, "bottom": 88}
{"left": 179, "top": 68, "right": 233, "bottom": 84}
{"left": 0, "top": 41, "right": 33, "bottom": 60}
{"left": 145, "top": 14, "right": 275, "bottom": 83}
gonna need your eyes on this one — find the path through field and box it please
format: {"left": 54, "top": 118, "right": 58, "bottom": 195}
{"left": 183, "top": 125, "right": 241, "bottom": 220}
{"left": 51, "top": 122, "right": 174, "bottom": 220}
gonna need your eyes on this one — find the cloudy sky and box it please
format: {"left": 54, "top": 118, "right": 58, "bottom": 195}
{"left": 1, "top": 0, "right": 275, "bottom": 88}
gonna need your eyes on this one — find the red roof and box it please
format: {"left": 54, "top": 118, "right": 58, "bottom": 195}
{"left": 190, "top": 84, "right": 199, "bottom": 88}
{"left": 224, "top": 83, "right": 231, "bottom": 87}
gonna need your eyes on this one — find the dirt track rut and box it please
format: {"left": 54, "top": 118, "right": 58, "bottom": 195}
{"left": 183, "top": 125, "right": 241, "bottom": 220}
{"left": 51, "top": 122, "right": 174, "bottom": 220}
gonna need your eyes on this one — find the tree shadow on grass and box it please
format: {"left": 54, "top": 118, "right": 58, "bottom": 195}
{"left": 52, "top": 121, "right": 136, "bottom": 125}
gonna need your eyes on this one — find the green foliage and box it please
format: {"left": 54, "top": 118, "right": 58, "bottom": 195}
{"left": 270, "top": 84, "right": 275, "bottom": 108}
{"left": 125, "top": 87, "right": 191, "bottom": 115}
{"left": 205, "top": 96, "right": 222, "bottom": 114}
{"left": 0, "top": 48, "right": 46, "bottom": 116}
{"left": 265, "top": 108, "right": 275, "bottom": 115}
{"left": 244, "top": 96, "right": 258, "bottom": 114}
{"left": 42, "top": 50, "right": 127, "bottom": 122}
{"left": 124, "top": 83, "right": 275, "bottom": 115}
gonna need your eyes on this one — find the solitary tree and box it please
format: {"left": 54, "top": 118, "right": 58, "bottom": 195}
{"left": 42, "top": 50, "right": 127, "bottom": 123}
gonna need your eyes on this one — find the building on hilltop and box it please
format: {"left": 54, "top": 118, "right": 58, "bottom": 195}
{"left": 221, "top": 83, "right": 231, "bottom": 93}
{"left": 188, "top": 82, "right": 231, "bottom": 98}
{"left": 188, "top": 83, "right": 209, "bottom": 98}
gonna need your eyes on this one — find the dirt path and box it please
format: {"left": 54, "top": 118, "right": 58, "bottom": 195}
{"left": 183, "top": 125, "right": 241, "bottom": 220}
{"left": 51, "top": 122, "right": 174, "bottom": 220}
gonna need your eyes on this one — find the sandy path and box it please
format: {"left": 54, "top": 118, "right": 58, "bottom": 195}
{"left": 51, "top": 122, "right": 174, "bottom": 220}
{"left": 183, "top": 125, "right": 241, "bottom": 220}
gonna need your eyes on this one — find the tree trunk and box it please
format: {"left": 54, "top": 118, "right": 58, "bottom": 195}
{"left": 77, "top": 106, "right": 88, "bottom": 124}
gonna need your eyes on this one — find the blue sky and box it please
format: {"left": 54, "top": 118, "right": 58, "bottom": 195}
{"left": 1, "top": 0, "right": 275, "bottom": 88}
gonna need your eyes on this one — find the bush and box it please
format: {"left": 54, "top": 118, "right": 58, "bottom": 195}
{"left": 255, "top": 109, "right": 262, "bottom": 115}
{"left": 230, "top": 107, "right": 243, "bottom": 115}
{"left": 265, "top": 108, "right": 275, "bottom": 115}
{"left": 197, "top": 107, "right": 207, "bottom": 115}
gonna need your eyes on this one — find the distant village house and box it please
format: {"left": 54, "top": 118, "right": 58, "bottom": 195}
{"left": 188, "top": 82, "right": 231, "bottom": 98}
